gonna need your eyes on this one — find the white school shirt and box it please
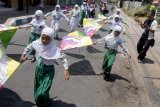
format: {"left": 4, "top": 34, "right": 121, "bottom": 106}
{"left": 72, "top": 9, "right": 80, "bottom": 18}
{"left": 108, "top": 20, "right": 126, "bottom": 32}
{"left": 45, "top": 11, "right": 69, "bottom": 21}
{"left": 147, "top": 20, "right": 157, "bottom": 40}
{"left": 30, "top": 19, "right": 46, "bottom": 34}
{"left": 23, "top": 41, "right": 68, "bottom": 69}
{"left": 97, "top": 34, "right": 128, "bottom": 52}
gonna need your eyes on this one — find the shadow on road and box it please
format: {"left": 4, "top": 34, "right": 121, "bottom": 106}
{"left": 100, "top": 28, "right": 109, "bottom": 33}
{"left": 59, "top": 28, "right": 68, "bottom": 33}
{"left": 51, "top": 99, "right": 76, "bottom": 107}
{"left": 69, "top": 59, "right": 96, "bottom": 75}
{"left": 0, "top": 88, "right": 35, "bottom": 107}
{"left": 7, "top": 54, "right": 21, "bottom": 61}
{"left": 91, "top": 34, "right": 102, "bottom": 39}
{"left": 108, "top": 73, "right": 130, "bottom": 83}
{"left": 86, "top": 46, "right": 104, "bottom": 53}
{"left": 142, "top": 58, "right": 155, "bottom": 64}
{"left": 66, "top": 53, "right": 85, "bottom": 59}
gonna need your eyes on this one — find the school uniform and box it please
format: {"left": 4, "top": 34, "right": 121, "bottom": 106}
{"left": 45, "top": 5, "right": 69, "bottom": 37}
{"left": 23, "top": 28, "right": 68, "bottom": 107}
{"left": 97, "top": 26, "right": 128, "bottom": 79}
{"left": 79, "top": 2, "right": 88, "bottom": 26}
{"left": 29, "top": 10, "right": 46, "bottom": 56}
{"left": 70, "top": 5, "right": 81, "bottom": 31}
{"left": 108, "top": 15, "right": 126, "bottom": 34}
{"left": 29, "top": 10, "right": 46, "bottom": 44}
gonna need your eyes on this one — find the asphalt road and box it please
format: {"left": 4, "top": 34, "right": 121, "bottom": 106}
{"left": 0, "top": 6, "right": 140, "bottom": 107}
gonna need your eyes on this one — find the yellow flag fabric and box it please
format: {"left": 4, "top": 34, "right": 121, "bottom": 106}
{"left": 0, "top": 48, "right": 20, "bottom": 88}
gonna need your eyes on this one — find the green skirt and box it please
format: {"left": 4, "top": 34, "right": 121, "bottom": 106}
{"left": 34, "top": 60, "right": 55, "bottom": 107}
{"left": 102, "top": 48, "right": 117, "bottom": 73}
{"left": 79, "top": 12, "right": 86, "bottom": 26}
{"left": 29, "top": 33, "right": 40, "bottom": 43}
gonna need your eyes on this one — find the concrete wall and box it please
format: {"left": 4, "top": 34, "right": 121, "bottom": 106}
{"left": 123, "top": 1, "right": 142, "bottom": 12}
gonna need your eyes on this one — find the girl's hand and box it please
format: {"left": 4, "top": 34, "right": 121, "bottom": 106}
{"left": 20, "top": 53, "right": 26, "bottom": 64}
{"left": 93, "top": 41, "right": 97, "bottom": 45}
{"left": 64, "top": 69, "right": 70, "bottom": 80}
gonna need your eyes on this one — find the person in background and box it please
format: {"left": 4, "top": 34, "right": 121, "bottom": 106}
{"left": 101, "top": 2, "right": 109, "bottom": 16}
{"left": 105, "top": 15, "right": 126, "bottom": 34}
{"left": 45, "top": 5, "right": 69, "bottom": 39}
{"left": 79, "top": 2, "right": 88, "bottom": 27}
{"left": 39, "top": 0, "right": 45, "bottom": 12}
{"left": 20, "top": 27, "right": 70, "bottom": 107}
{"left": 89, "top": 1, "right": 96, "bottom": 18}
{"left": 19, "top": 10, "right": 46, "bottom": 62}
{"left": 137, "top": 10, "right": 157, "bottom": 62}
{"left": 70, "top": 4, "right": 81, "bottom": 32}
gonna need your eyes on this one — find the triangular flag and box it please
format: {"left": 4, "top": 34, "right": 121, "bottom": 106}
{"left": 0, "top": 24, "right": 18, "bottom": 49}
{"left": 0, "top": 48, "right": 20, "bottom": 88}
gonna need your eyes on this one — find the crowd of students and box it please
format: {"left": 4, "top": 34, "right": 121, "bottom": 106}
{"left": 18, "top": 1, "right": 157, "bottom": 107}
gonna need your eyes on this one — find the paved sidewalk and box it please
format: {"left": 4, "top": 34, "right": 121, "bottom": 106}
{"left": 121, "top": 10, "right": 160, "bottom": 107}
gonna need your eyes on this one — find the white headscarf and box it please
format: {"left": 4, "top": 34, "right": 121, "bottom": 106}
{"left": 113, "top": 25, "right": 122, "bottom": 32}
{"left": 55, "top": 5, "right": 61, "bottom": 13}
{"left": 30, "top": 10, "right": 45, "bottom": 26}
{"left": 33, "top": 27, "right": 61, "bottom": 60}
{"left": 113, "top": 15, "right": 120, "bottom": 23}
{"left": 73, "top": 4, "right": 80, "bottom": 14}
{"left": 52, "top": 5, "right": 62, "bottom": 17}
{"left": 116, "top": 9, "right": 121, "bottom": 12}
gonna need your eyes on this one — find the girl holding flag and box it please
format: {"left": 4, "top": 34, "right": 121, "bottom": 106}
{"left": 69, "top": 4, "right": 81, "bottom": 32}
{"left": 94, "top": 25, "right": 131, "bottom": 80}
{"left": 45, "top": 5, "right": 69, "bottom": 39}
{"left": 20, "top": 27, "right": 70, "bottom": 107}
{"left": 20, "top": 10, "right": 46, "bottom": 62}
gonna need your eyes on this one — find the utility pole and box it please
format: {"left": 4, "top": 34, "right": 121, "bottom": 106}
{"left": 57, "top": 0, "right": 60, "bottom": 4}
{"left": 26, "top": 0, "right": 29, "bottom": 13}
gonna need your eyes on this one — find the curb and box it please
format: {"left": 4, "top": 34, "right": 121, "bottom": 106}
{"left": 5, "top": 15, "right": 34, "bottom": 26}
{"left": 4, "top": 9, "right": 68, "bottom": 26}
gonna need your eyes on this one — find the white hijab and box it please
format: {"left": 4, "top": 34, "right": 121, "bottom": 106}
{"left": 113, "top": 25, "right": 123, "bottom": 33}
{"left": 113, "top": 15, "right": 120, "bottom": 23}
{"left": 53, "top": 5, "right": 61, "bottom": 15}
{"left": 73, "top": 4, "right": 80, "bottom": 14}
{"left": 33, "top": 27, "right": 61, "bottom": 60}
{"left": 30, "top": 10, "right": 45, "bottom": 26}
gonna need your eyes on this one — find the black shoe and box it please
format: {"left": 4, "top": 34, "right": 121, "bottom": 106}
{"left": 103, "top": 72, "right": 110, "bottom": 81}
{"left": 31, "top": 56, "right": 36, "bottom": 63}
{"left": 54, "top": 36, "right": 58, "bottom": 40}
{"left": 137, "top": 57, "right": 144, "bottom": 63}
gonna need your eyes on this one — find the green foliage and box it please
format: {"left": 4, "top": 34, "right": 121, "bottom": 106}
{"left": 155, "top": 17, "right": 160, "bottom": 24}
{"left": 122, "top": 8, "right": 133, "bottom": 17}
{"left": 134, "top": 7, "right": 146, "bottom": 17}
{"left": 144, "top": 4, "right": 151, "bottom": 11}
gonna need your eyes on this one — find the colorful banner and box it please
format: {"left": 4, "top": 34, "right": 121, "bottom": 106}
{"left": 60, "top": 31, "right": 93, "bottom": 50}
{"left": 98, "top": 13, "right": 107, "bottom": 19}
{"left": 0, "top": 24, "right": 18, "bottom": 48}
{"left": 83, "top": 18, "right": 102, "bottom": 37}
{"left": 0, "top": 48, "right": 20, "bottom": 88}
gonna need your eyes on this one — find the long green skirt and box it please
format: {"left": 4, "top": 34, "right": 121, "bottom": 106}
{"left": 29, "top": 33, "right": 40, "bottom": 55}
{"left": 102, "top": 48, "right": 117, "bottom": 73}
{"left": 79, "top": 12, "right": 86, "bottom": 26}
{"left": 34, "top": 59, "right": 55, "bottom": 107}
{"left": 29, "top": 33, "right": 40, "bottom": 43}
